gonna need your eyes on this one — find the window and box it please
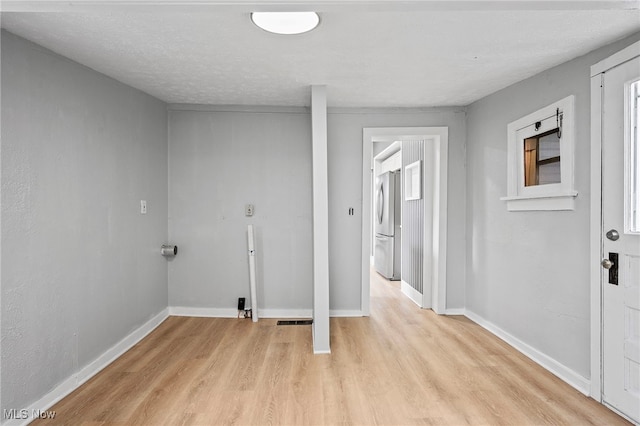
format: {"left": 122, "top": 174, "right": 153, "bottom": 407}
{"left": 524, "top": 128, "right": 561, "bottom": 186}
{"left": 502, "top": 95, "right": 577, "bottom": 211}
{"left": 627, "top": 80, "right": 640, "bottom": 233}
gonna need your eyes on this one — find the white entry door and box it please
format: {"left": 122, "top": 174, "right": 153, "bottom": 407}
{"left": 601, "top": 53, "right": 640, "bottom": 423}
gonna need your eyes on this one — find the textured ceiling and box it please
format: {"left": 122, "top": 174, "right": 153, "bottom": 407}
{"left": 1, "top": 2, "right": 639, "bottom": 107}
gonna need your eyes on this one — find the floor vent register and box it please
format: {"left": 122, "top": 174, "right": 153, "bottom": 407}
{"left": 276, "top": 319, "right": 313, "bottom": 326}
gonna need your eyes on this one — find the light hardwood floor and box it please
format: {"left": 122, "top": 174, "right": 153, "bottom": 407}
{"left": 36, "top": 272, "right": 629, "bottom": 425}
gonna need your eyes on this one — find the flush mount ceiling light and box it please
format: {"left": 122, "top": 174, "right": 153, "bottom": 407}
{"left": 251, "top": 12, "right": 320, "bottom": 35}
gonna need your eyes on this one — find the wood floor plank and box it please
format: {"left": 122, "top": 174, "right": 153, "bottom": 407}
{"left": 33, "top": 272, "right": 631, "bottom": 425}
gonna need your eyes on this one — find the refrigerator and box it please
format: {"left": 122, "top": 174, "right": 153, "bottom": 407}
{"left": 374, "top": 171, "right": 401, "bottom": 280}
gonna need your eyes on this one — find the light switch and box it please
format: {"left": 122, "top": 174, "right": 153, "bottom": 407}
{"left": 245, "top": 204, "right": 254, "bottom": 217}
{"left": 140, "top": 200, "right": 147, "bottom": 214}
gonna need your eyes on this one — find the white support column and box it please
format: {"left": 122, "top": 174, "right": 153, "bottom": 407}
{"left": 311, "top": 85, "right": 330, "bottom": 354}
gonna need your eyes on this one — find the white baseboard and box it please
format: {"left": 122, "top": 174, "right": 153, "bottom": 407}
{"left": 169, "top": 307, "right": 365, "bottom": 320}
{"left": 2, "top": 308, "right": 169, "bottom": 426}
{"left": 169, "top": 307, "right": 365, "bottom": 319}
{"left": 464, "top": 309, "right": 590, "bottom": 396}
{"left": 401, "top": 280, "right": 423, "bottom": 308}
{"left": 169, "top": 306, "right": 239, "bottom": 317}
{"left": 259, "top": 309, "right": 313, "bottom": 318}
{"left": 330, "top": 310, "right": 364, "bottom": 317}
{"left": 445, "top": 308, "right": 465, "bottom": 315}
{"left": 168, "top": 306, "right": 313, "bottom": 319}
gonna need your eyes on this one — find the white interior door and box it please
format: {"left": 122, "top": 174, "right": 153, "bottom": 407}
{"left": 601, "top": 54, "right": 640, "bottom": 423}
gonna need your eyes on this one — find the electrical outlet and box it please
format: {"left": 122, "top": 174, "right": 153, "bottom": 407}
{"left": 140, "top": 200, "right": 147, "bottom": 214}
{"left": 245, "top": 204, "right": 254, "bottom": 216}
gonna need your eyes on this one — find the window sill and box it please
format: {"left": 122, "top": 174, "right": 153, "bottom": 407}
{"left": 500, "top": 191, "right": 578, "bottom": 211}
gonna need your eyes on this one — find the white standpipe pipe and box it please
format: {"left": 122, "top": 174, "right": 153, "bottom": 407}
{"left": 247, "top": 225, "right": 258, "bottom": 322}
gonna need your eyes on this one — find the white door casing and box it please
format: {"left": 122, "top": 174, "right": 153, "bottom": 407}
{"left": 591, "top": 41, "right": 640, "bottom": 423}
{"left": 362, "top": 127, "right": 448, "bottom": 315}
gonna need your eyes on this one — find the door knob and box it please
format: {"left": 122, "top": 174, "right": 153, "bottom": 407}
{"left": 601, "top": 258, "right": 614, "bottom": 269}
{"left": 606, "top": 229, "right": 620, "bottom": 241}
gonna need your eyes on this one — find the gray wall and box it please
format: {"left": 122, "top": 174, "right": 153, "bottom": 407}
{"left": 328, "top": 109, "right": 467, "bottom": 312}
{"left": 401, "top": 140, "right": 425, "bottom": 294}
{"left": 465, "top": 32, "right": 640, "bottom": 379}
{"left": 167, "top": 107, "right": 467, "bottom": 314}
{"left": 1, "top": 32, "right": 168, "bottom": 411}
{"left": 167, "top": 108, "right": 313, "bottom": 313}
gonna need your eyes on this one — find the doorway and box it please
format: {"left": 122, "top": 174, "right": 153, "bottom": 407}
{"left": 361, "top": 127, "right": 448, "bottom": 316}
{"left": 590, "top": 41, "right": 640, "bottom": 423}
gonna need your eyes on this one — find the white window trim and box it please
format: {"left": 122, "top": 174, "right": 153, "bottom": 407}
{"left": 625, "top": 79, "right": 640, "bottom": 234}
{"left": 501, "top": 95, "right": 578, "bottom": 211}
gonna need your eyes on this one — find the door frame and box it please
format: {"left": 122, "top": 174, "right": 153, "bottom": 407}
{"left": 589, "top": 40, "right": 640, "bottom": 402}
{"left": 361, "top": 127, "right": 448, "bottom": 315}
